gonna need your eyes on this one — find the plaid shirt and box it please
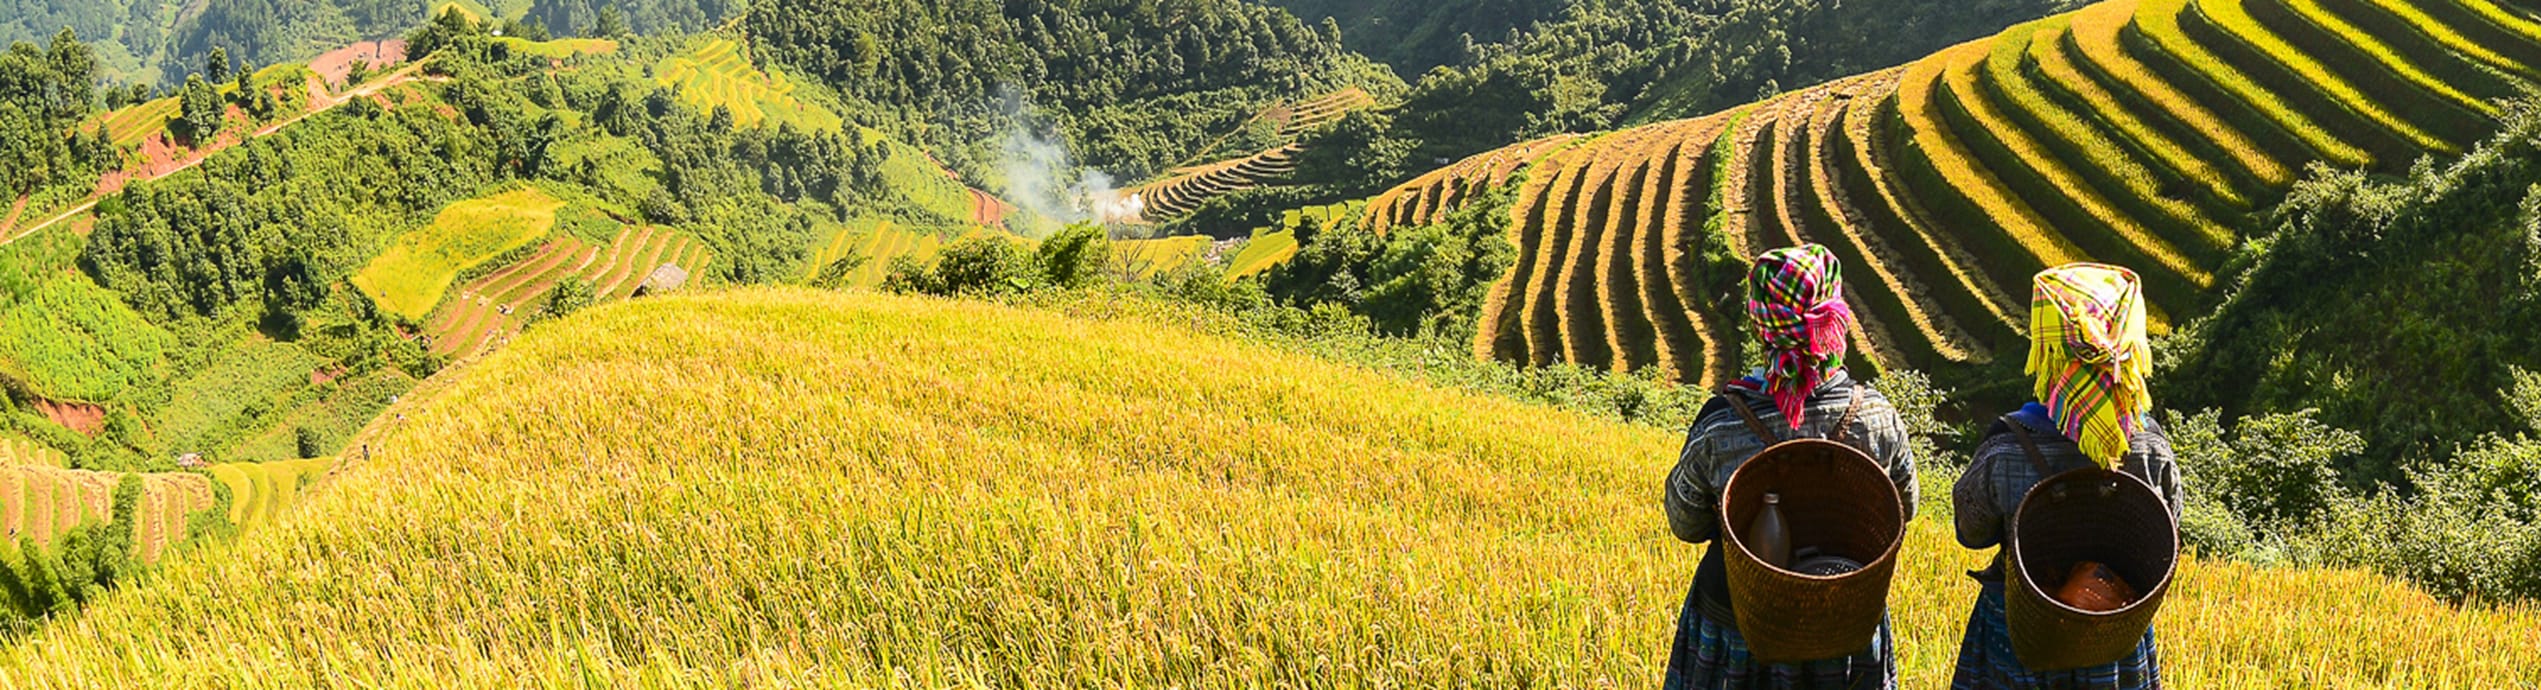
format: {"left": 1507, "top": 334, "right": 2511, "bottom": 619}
{"left": 1953, "top": 404, "right": 2184, "bottom": 554}
{"left": 1663, "top": 370, "right": 1921, "bottom": 545}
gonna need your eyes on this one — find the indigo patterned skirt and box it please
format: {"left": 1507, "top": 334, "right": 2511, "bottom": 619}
{"left": 1950, "top": 582, "right": 2161, "bottom": 690}
{"left": 1663, "top": 580, "right": 1897, "bottom": 690}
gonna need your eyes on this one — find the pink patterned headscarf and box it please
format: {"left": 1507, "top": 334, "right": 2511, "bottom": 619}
{"left": 1746, "top": 245, "right": 1855, "bottom": 429}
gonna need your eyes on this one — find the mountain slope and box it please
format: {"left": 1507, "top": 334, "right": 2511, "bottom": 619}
{"left": 1, "top": 287, "right": 2529, "bottom": 685}
{"left": 1384, "top": 0, "right": 2537, "bottom": 389}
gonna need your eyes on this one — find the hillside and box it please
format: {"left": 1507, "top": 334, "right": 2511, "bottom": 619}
{"left": 1377, "top": 0, "right": 2541, "bottom": 393}
{"left": 0, "top": 288, "right": 2529, "bottom": 684}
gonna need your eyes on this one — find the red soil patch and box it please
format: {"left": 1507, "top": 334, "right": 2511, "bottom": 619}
{"left": 311, "top": 366, "right": 345, "bottom": 386}
{"left": 33, "top": 399, "right": 105, "bottom": 436}
{"left": 310, "top": 40, "right": 408, "bottom": 89}
{"left": 0, "top": 196, "right": 25, "bottom": 235}
{"left": 969, "top": 188, "right": 1011, "bottom": 230}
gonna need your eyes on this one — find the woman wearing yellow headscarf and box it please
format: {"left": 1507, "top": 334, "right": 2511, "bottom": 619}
{"left": 1949, "top": 264, "right": 2184, "bottom": 689}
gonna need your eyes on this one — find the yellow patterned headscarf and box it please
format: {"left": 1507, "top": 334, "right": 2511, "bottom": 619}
{"left": 2028, "top": 264, "right": 2152, "bottom": 467}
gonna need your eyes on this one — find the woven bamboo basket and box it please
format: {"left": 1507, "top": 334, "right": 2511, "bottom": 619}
{"left": 2007, "top": 467, "right": 2179, "bottom": 671}
{"left": 1718, "top": 439, "right": 1906, "bottom": 664}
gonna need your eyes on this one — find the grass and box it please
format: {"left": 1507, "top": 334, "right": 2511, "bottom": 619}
{"left": 1554, "top": 129, "right": 1637, "bottom": 371}
{"left": 803, "top": 220, "right": 988, "bottom": 288}
{"left": 152, "top": 340, "right": 326, "bottom": 459}
{"left": 91, "top": 96, "right": 180, "bottom": 148}
{"left": 2129, "top": 0, "right": 2375, "bottom": 167}
{"left": 654, "top": 38, "right": 843, "bottom": 133}
{"left": 2314, "top": 0, "right": 2532, "bottom": 91}
{"left": 352, "top": 187, "right": 565, "bottom": 320}
{"left": 0, "top": 288, "right": 2531, "bottom": 684}
{"left": 1644, "top": 116, "right": 1730, "bottom": 386}
{"left": 223, "top": 369, "right": 416, "bottom": 464}
{"left": 0, "top": 276, "right": 174, "bottom": 405}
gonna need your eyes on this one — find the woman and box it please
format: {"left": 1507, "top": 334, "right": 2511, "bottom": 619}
{"left": 1663, "top": 244, "right": 1919, "bottom": 689}
{"left": 1950, "top": 263, "right": 2185, "bottom": 689}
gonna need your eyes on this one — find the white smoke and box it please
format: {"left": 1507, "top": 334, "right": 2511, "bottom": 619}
{"left": 995, "top": 88, "right": 1143, "bottom": 230}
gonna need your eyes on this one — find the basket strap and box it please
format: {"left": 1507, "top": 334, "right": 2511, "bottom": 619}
{"left": 1720, "top": 385, "right": 1781, "bottom": 445}
{"left": 1828, "top": 388, "right": 1865, "bottom": 446}
{"left": 2002, "top": 413, "right": 2057, "bottom": 479}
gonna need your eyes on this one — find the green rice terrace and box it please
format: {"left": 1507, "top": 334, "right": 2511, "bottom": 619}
{"left": 1372, "top": 0, "right": 2541, "bottom": 387}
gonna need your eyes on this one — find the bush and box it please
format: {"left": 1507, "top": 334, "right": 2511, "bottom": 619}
{"left": 2169, "top": 408, "right": 2363, "bottom": 534}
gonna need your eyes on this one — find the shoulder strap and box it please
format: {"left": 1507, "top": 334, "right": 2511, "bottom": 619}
{"left": 1720, "top": 384, "right": 1867, "bottom": 445}
{"left": 1829, "top": 387, "right": 1865, "bottom": 445}
{"left": 2001, "top": 413, "right": 2057, "bottom": 478}
{"left": 1720, "top": 385, "right": 1780, "bottom": 445}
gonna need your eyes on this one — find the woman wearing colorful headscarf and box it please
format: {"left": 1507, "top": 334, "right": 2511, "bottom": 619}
{"left": 1662, "top": 244, "right": 1919, "bottom": 689}
{"left": 1950, "top": 263, "right": 2185, "bottom": 689}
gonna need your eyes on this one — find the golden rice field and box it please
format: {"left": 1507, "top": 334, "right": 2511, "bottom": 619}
{"left": 802, "top": 219, "right": 995, "bottom": 288}
{"left": 1110, "top": 234, "right": 1214, "bottom": 280}
{"left": 0, "top": 463, "right": 212, "bottom": 565}
{"left": 494, "top": 37, "right": 618, "bottom": 59}
{"left": 0, "top": 288, "right": 2528, "bottom": 685}
{"left": 203, "top": 457, "right": 335, "bottom": 529}
{"left": 352, "top": 187, "right": 565, "bottom": 320}
{"left": 1377, "top": 0, "right": 2530, "bottom": 386}
{"left": 652, "top": 38, "right": 842, "bottom": 132}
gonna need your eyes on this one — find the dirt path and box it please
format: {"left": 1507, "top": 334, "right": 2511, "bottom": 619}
{"left": 5, "top": 63, "right": 431, "bottom": 245}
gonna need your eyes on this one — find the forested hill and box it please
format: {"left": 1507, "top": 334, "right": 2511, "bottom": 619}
{"left": 1258, "top": 0, "right": 2080, "bottom": 132}
{"left": 0, "top": 0, "right": 738, "bottom": 85}
{"left": 746, "top": 0, "right": 1397, "bottom": 182}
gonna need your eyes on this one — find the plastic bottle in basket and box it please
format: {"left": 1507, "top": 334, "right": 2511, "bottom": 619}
{"left": 1749, "top": 492, "right": 1792, "bottom": 569}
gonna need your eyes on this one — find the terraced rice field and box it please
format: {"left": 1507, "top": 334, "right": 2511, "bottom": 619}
{"left": 0, "top": 464, "right": 212, "bottom": 564}
{"left": 422, "top": 224, "right": 711, "bottom": 359}
{"left": 203, "top": 458, "right": 333, "bottom": 531}
{"left": 0, "top": 436, "right": 66, "bottom": 468}
{"left": 1272, "top": 87, "right": 1379, "bottom": 138}
{"left": 1383, "top": 0, "right": 2534, "bottom": 385}
{"left": 1128, "top": 145, "right": 1303, "bottom": 221}
{"left": 1365, "top": 134, "right": 1583, "bottom": 234}
{"left": 654, "top": 38, "right": 842, "bottom": 132}
{"left": 1127, "top": 89, "right": 1382, "bottom": 222}
{"left": 494, "top": 37, "right": 618, "bottom": 59}
{"left": 353, "top": 188, "right": 566, "bottom": 320}
{"left": 800, "top": 220, "right": 988, "bottom": 288}
{"left": 89, "top": 96, "right": 181, "bottom": 148}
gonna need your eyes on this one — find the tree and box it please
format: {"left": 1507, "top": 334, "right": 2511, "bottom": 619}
{"left": 538, "top": 278, "right": 599, "bottom": 324}
{"left": 206, "top": 46, "right": 230, "bottom": 82}
{"left": 593, "top": 6, "right": 628, "bottom": 38}
{"left": 1034, "top": 224, "right": 1111, "bottom": 290}
{"left": 178, "top": 74, "right": 222, "bottom": 142}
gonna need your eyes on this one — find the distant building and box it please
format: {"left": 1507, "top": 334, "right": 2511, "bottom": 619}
{"left": 177, "top": 453, "right": 206, "bottom": 469}
{"left": 634, "top": 264, "right": 690, "bottom": 297}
